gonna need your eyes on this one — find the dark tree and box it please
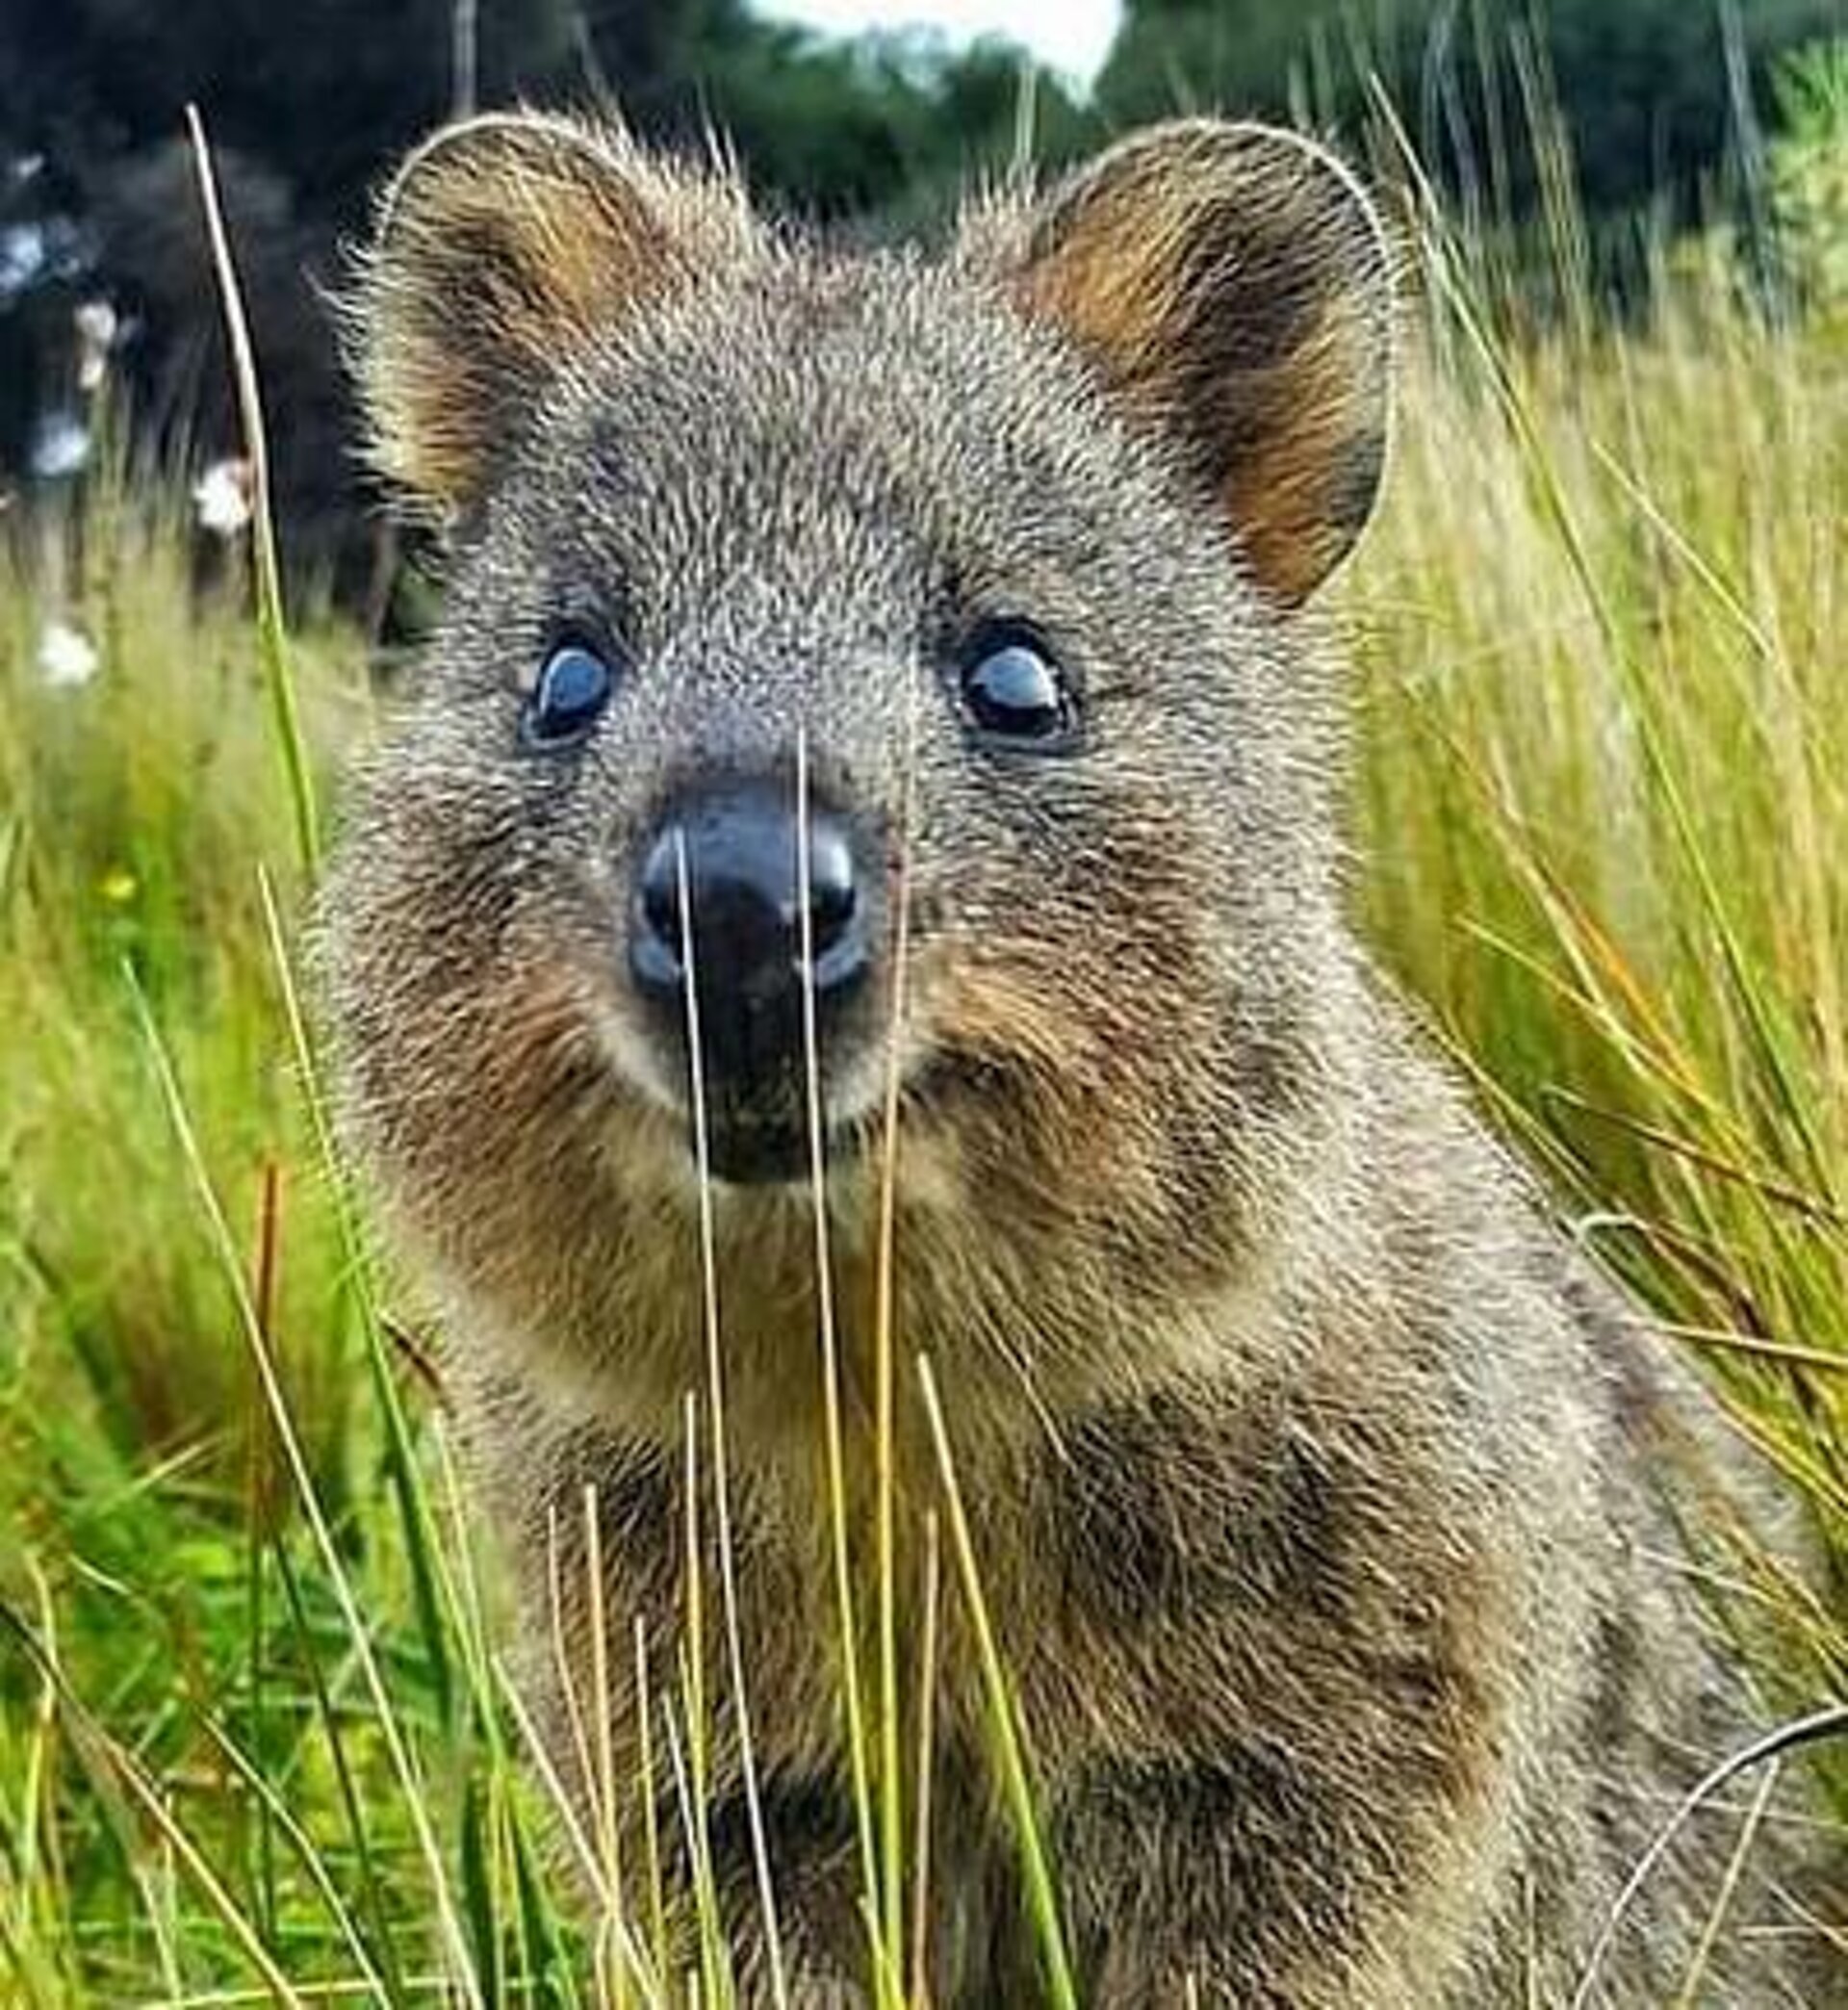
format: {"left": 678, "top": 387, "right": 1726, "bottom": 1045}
{"left": 1099, "top": 0, "right": 1846, "bottom": 220}
{"left": 3, "top": 0, "right": 1839, "bottom": 579}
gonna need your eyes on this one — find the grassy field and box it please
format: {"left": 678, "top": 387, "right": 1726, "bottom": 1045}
{"left": 1, "top": 182, "right": 1845, "bottom": 2001}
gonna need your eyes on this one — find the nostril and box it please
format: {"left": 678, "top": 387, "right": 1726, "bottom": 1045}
{"left": 808, "top": 880, "right": 855, "bottom": 948}
{"left": 631, "top": 825, "right": 687, "bottom": 994}
{"left": 804, "top": 821, "right": 858, "bottom": 960}
{"left": 641, "top": 829, "right": 684, "bottom": 945}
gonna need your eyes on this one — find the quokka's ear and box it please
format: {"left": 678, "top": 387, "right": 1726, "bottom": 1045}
{"left": 994, "top": 119, "right": 1395, "bottom": 606}
{"left": 350, "top": 111, "right": 754, "bottom": 517}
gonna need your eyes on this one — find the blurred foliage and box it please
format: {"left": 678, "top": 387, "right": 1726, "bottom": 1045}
{"left": 1099, "top": 2, "right": 1845, "bottom": 219}
{"left": 1769, "top": 36, "right": 1848, "bottom": 323}
{"left": 0, "top": 0, "right": 1083, "bottom": 234}
{"left": 1, "top": 0, "right": 1844, "bottom": 586}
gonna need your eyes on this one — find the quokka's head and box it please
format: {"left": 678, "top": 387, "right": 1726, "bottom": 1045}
{"left": 322, "top": 113, "right": 1394, "bottom": 1411}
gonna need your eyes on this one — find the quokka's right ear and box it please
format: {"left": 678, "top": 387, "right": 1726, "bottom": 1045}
{"left": 349, "top": 112, "right": 755, "bottom": 519}
{"left": 974, "top": 120, "right": 1397, "bottom": 607}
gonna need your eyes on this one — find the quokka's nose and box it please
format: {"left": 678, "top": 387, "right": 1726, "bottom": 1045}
{"left": 629, "top": 777, "right": 870, "bottom": 1091}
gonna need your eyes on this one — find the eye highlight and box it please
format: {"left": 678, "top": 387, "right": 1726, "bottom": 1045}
{"left": 957, "top": 627, "right": 1080, "bottom": 750}
{"left": 523, "top": 639, "right": 619, "bottom": 748}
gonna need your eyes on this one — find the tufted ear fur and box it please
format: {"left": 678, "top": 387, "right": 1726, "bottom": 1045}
{"left": 988, "top": 119, "right": 1395, "bottom": 606}
{"left": 349, "top": 111, "right": 755, "bottom": 518}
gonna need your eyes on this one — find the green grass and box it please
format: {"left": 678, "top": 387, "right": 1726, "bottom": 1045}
{"left": 1349, "top": 238, "right": 1847, "bottom": 1685}
{"left": 1, "top": 194, "right": 1844, "bottom": 2000}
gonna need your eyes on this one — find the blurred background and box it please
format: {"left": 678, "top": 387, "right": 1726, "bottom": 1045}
{"left": 3, "top": 8, "right": 1845, "bottom": 1995}
{"left": 3, "top": 0, "right": 1844, "bottom": 607}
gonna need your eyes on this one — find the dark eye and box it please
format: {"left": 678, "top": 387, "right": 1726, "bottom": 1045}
{"left": 523, "top": 640, "right": 618, "bottom": 748}
{"left": 959, "top": 630, "right": 1079, "bottom": 748}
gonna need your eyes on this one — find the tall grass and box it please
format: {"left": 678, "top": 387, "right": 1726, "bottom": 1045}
{"left": 0, "top": 127, "right": 1844, "bottom": 2004}
{"left": 1348, "top": 227, "right": 1846, "bottom": 1727}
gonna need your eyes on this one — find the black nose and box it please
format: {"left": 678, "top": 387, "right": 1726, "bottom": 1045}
{"left": 629, "top": 778, "right": 870, "bottom": 1120}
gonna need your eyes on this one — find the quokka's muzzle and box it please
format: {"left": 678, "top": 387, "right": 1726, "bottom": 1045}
{"left": 628, "top": 772, "right": 874, "bottom": 1181}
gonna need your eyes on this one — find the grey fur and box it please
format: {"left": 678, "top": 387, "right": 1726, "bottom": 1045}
{"left": 321, "top": 114, "right": 1836, "bottom": 2005}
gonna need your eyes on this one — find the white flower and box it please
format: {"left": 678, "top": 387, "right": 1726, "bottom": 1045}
{"left": 73, "top": 298, "right": 116, "bottom": 349}
{"left": 0, "top": 220, "right": 46, "bottom": 302}
{"left": 192, "top": 457, "right": 253, "bottom": 538}
{"left": 38, "top": 619, "right": 100, "bottom": 689}
{"left": 29, "top": 410, "right": 90, "bottom": 479}
{"left": 74, "top": 298, "right": 119, "bottom": 392}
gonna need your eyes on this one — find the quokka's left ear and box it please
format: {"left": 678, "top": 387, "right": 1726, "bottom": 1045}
{"left": 348, "top": 111, "right": 757, "bottom": 521}
{"left": 980, "top": 119, "right": 1396, "bottom": 606}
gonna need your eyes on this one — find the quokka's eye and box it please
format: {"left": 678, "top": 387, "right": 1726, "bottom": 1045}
{"left": 958, "top": 628, "right": 1080, "bottom": 750}
{"left": 523, "top": 639, "right": 620, "bottom": 748}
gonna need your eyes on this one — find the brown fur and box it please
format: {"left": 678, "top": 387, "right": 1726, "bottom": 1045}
{"left": 351, "top": 113, "right": 756, "bottom": 514}
{"left": 323, "top": 113, "right": 1837, "bottom": 2004}
{"left": 1002, "top": 122, "right": 1392, "bottom": 606}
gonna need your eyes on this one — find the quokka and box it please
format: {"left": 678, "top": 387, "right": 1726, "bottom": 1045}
{"left": 322, "top": 111, "right": 1836, "bottom": 2004}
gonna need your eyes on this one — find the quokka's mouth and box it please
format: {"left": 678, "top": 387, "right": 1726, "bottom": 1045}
{"left": 680, "top": 1071, "right": 866, "bottom": 1189}
{"left": 597, "top": 1005, "right": 893, "bottom": 1190}
{"left": 685, "top": 1046, "right": 1004, "bottom": 1190}
{"left": 696, "top": 1112, "right": 816, "bottom": 1187}
{"left": 678, "top": 1067, "right": 917, "bottom": 1189}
